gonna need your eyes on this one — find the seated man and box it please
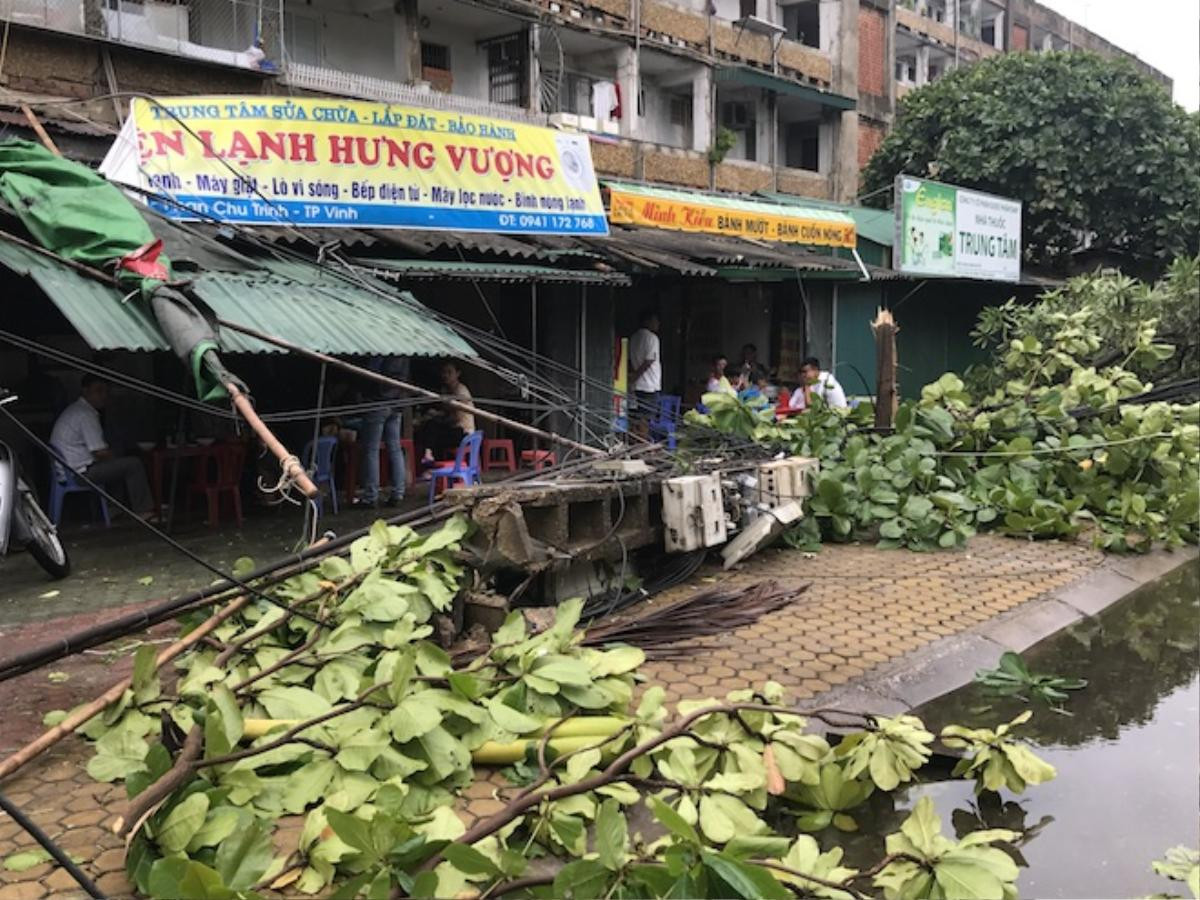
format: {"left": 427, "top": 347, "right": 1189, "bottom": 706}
{"left": 789, "top": 357, "right": 848, "bottom": 411}
{"left": 50, "top": 375, "right": 156, "bottom": 520}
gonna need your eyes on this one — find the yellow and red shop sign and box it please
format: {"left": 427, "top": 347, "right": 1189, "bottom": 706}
{"left": 100, "top": 96, "right": 608, "bottom": 235}
{"left": 607, "top": 181, "right": 856, "bottom": 249}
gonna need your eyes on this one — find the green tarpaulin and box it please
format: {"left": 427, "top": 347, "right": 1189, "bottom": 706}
{"left": 0, "top": 139, "right": 222, "bottom": 399}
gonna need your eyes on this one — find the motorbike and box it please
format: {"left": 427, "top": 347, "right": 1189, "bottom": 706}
{"left": 0, "top": 392, "right": 70, "bottom": 578}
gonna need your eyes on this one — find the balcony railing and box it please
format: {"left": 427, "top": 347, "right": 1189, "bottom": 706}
{"left": 281, "top": 63, "right": 550, "bottom": 126}
{"left": 2, "top": 0, "right": 283, "bottom": 71}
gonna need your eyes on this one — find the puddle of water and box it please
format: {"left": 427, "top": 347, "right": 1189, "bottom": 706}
{"left": 827, "top": 559, "right": 1200, "bottom": 899}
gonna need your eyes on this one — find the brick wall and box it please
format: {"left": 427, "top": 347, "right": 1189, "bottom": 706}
{"left": 857, "top": 118, "right": 886, "bottom": 170}
{"left": 714, "top": 160, "right": 774, "bottom": 193}
{"left": 590, "top": 139, "right": 638, "bottom": 178}
{"left": 776, "top": 167, "right": 832, "bottom": 200}
{"left": 1012, "top": 24, "right": 1029, "bottom": 50}
{"left": 643, "top": 149, "right": 709, "bottom": 188}
{"left": 858, "top": 6, "right": 888, "bottom": 98}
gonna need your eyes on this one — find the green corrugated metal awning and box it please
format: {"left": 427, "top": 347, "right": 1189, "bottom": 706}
{"left": 357, "top": 258, "right": 630, "bottom": 286}
{"left": 0, "top": 237, "right": 474, "bottom": 357}
{"left": 715, "top": 66, "right": 856, "bottom": 110}
{"left": 757, "top": 191, "right": 895, "bottom": 247}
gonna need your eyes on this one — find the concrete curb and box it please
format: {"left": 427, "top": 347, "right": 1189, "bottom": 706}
{"left": 812, "top": 545, "right": 1200, "bottom": 716}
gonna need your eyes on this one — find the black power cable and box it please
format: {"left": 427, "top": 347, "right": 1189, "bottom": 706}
{"left": 0, "top": 792, "right": 105, "bottom": 898}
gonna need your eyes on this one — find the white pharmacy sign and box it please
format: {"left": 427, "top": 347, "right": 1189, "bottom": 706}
{"left": 894, "top": 176, "right": 1022, "bottom": 282}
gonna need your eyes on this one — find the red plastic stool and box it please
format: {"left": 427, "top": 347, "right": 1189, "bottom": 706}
{"left": 483, "top": 438, "right": 516, "bottom": 473}
{"left": 520, "top": 449, "right": 557, "bottom": 471}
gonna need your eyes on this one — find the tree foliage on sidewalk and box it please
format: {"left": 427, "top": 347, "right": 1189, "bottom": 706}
{"left": 687, "top": 263, "right": 1200, "bottom": 553}
{"left": 49, "top": 515, "right": 1063, "bottom": 900}
{"left": 861, "top": 52, "right": 1200, "bottom": 274}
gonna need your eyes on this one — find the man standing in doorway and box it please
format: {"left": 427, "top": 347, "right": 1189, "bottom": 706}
{"left": 628, "top": 309, "right": 661, "bottom": 438}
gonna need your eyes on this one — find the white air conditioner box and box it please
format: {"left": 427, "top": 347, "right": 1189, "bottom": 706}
{"left": 662, "top": 473, "right": 727, "bottom": 552}
{"left": 549, "top": 112, "right": 581, "bottom": 129}
{"left": 756, "top": 457, "right": 819, "bottom": 509}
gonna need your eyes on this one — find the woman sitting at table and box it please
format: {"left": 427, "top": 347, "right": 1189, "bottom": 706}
{"left": 416, "top": 361, "right": 476, "bottom": 462}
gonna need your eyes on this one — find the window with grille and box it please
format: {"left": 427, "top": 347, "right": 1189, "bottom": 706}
{"left": 483, "top": 32, "right": 528, "bottom": 107}
{"left": 561, "top": 71, "right": 599, "bottom": 115}
{"left": 421, "top": 42, "right": 451, "bottom": 70}
{"left": 668, "top": 95, "right": 692, "bottom": 128}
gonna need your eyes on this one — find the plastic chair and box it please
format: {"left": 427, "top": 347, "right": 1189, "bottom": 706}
{"left": 650, "top": 394, "right": 682, "bottom": 449}
{"left": 483, "top": 438, "right": 516, "bottom": 473}
{"left": 303, "top": 435, "right": 339, "bottom": 515}
{"left": 48, "top": 445, "right": 110, "bottom": 528}
{"left": 187, "top": 442, "right": 245, "bottom": 528}
{"left": 427, "top": 430, "right": 483, "bottom": 504}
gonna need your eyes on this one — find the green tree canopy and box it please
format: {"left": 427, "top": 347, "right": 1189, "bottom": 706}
{"left": 862, "top": 52, "right": 1200, "bottom": 274}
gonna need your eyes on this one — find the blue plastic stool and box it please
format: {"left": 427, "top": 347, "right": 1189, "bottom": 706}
{"left": 48, "top": 450, "right": 111, "bottom": 528}
{"left": 650, "top": 394, "right": 682, "bottom": 449}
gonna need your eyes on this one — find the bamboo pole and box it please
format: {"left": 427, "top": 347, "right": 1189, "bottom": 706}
{"left": 0, "top": 595, "right": 251, "bottom": 783}
{"left": 214, "top": 319, "right": 605, "bottom": 458}
{"left": 226, "top": 381, "right": 317, "bottom": 498}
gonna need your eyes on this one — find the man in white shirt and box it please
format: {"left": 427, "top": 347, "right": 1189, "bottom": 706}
{"left": 50, "top": 376, "right": 155, "bottom": 519}
{"left": 628, "top": 309, "right": 662, "bottom": 437}
{"left": 789, "top": 357, "right": 848, "bottom": 411}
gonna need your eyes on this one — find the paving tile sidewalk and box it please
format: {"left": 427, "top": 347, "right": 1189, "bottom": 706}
{"left": 0, "top": 535, "right": 1103, "bottom": 898}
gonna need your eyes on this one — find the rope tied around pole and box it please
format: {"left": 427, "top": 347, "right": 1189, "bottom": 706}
{"left": 258, "top": 452, "right": 305, "bottom": 505}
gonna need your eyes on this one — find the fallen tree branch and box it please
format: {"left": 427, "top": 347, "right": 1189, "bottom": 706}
{"left": 417, "top": 704, "right": 871, "bottom": 876}
{"left": 113, "top": 725, "right": 202, "bottom": 837}
{"left": 0, "top": 594, "right": 251, "bottom": 783}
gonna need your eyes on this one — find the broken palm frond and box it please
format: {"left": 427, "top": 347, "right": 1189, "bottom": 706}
{"left": 582, "top": 580, "right": 808, "bottom": 660}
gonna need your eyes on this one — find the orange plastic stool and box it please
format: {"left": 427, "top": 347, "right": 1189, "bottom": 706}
{"left": 520, "top": 449, "right": 557, "bottom": 471}
{"left": 483, "top": 438, "right": 517, "bottom": 473}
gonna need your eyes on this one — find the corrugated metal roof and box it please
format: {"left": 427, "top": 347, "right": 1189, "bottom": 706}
{"left": 0, "top": 235, "right": 475, "bottom": 358}
{"left": 358, "top": 258, "right": 629, "bottom": 286}
{"left": 0, "top": 238, "right": 169, "bottom": 351}
{"left": 192, "top": 273, "right": 475, "bottom": 357}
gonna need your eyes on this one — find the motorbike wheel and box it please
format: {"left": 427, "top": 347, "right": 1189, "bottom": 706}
{"left": 19, "top": 490, "right": 70, "bottom": 579}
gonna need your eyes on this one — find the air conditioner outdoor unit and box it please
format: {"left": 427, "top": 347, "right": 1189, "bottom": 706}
{"left": 755, "top": 457, "right": 819, "bottom": 509}
{"left": 662, "top": 474, "right": 727, "bottom": 553}
{"left": 549, "top": 112, "right": 581, "bottom": 129}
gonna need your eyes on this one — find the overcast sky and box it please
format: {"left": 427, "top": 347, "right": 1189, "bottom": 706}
{"left": 1037, "top": 0, "right": 1199, "bottom": 110}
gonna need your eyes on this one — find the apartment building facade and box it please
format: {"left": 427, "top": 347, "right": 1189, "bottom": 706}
{"left": 0, "top": 0, "right": 1170, "bottom": 207}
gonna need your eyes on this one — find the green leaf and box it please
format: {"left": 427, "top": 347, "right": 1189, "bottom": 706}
{"left": 147, "top": 857, "right": 247, "bottom": 900}
{"left": 595, "top": 799, "right": 627, "bottom": 871}
{"left": 649, "top": 797, "right": 700, "bottom": 846}
{"left": 214, "top": 818, "right": 273, "bottom": 890}
{"left": 132, "top": 644, "right": 161, "bottom": 703}
{"left": 900, "top": 796, "right": 944, "bottom": 857}
{"left": 485, "top": 698, "right": 541, "bottom": 735}
{"left": 702, "top": 852, "right": 791, "bottom": 900}
{"left": 934, "top": 858, "right": 1004, "bottom": 899}
{"left": 3, "top": 850, "right": 51, "bottom": 872}
{"left": 157, "top": 792, "right": 211, "bottom": 853}
{"left": 335, "top": 726, "right": 391, "bottom": 772}
{"left": 187, "top": 806, "right": 247, "bottom": 852}
{"left": 532, "top": 656, "right": 593, "bottom": 687}
{"left": 442, "top": 844, "right": 501, "bottom": 877}
{"left": 325, "top": 809, "right": 376, "bottom": 859}
{"left": 415, "top": 643, "right": 452, "bottom": 678}
{"left": 553, "top": 859, "right": 612, "bottom": 899}
{"left": 257, "top": 686, "right": 332, "bottom": 720}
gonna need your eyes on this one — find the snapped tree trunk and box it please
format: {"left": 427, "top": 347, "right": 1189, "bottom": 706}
{"left": 871, "top": 308, "right": 899, "bottom": 429}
